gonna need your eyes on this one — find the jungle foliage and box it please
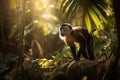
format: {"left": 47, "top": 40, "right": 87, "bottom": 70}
{"left": 0, "top": 0, "right": 119, "bottom": 80}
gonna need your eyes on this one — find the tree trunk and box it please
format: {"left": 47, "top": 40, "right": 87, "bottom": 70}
{"left": 101, "top": 0, "right": 120, "bottom": 80}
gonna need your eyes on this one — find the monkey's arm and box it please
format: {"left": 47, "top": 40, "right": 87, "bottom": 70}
{"left": 87, "top": 36, "right": 95, "bottom": 60}
{"left": 76, "top": 30, "right": 94, "bottom": 60}
{"left": 72, "top": 30, "right": 89, "bottom": 60}
{"left": 69, "top": 43, "right": 76, "bottom": 60}
{"left": 76, "top": 42, "right": 89, "bottom": 61}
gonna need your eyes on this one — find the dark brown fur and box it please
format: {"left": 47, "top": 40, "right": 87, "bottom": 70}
{"left": 59, "top": 23, "right": 95, "bottom": 61}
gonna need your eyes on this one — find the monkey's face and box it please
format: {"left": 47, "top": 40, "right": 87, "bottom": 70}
{"left": 59, "top": 26, "right": 72, "bottom": 36}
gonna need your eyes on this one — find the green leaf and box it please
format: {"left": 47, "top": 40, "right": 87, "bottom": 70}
{"left": 66, "top": 0, "right": 77, "bottom": 17}
{"left": 88, "top": 8, "right": 103, "bottom": 29}
{"left": 97, "top": 0, "right": 108, "bottom": 9}
{"left": 94, "top": 41, "right": 106, "bottom": 54}
{"left": 84, "top": 11, "right": 92, "bottom": 33}
{"left": 61, "top": 0, "right": 81, "bottom": 17}
{"left": 60, "top": 0, "right": 108, "bottom": 30}
{"left": 62, "top": 0, "right": 73, "bottom": 13}
{"left": 92, "top": 5, "right": 107, "bottom": 23}
{"left": 60, "top": 0, "right": 66, "bottom": 9}
{"left": 71, "top": 0, "right": 81, "bottom": 16}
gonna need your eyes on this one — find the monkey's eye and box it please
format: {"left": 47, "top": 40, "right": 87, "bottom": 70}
{"left": 60, "top": 27, "right": 65, "bottom": 30}
{"left": 60, "top": 28, "right": 66, "bottom": 32}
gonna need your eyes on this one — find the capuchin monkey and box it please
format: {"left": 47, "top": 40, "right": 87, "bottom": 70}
{"left": 59, "top": 23, "right": 95, "bottom": 61}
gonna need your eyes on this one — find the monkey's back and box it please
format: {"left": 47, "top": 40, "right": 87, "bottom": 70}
{"left": 71, "top": 28, "right": 91, "bottom": 42}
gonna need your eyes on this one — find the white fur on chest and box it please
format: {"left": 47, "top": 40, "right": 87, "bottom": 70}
{"left": 64, "top": 35, "right": 78, "bottom": 45}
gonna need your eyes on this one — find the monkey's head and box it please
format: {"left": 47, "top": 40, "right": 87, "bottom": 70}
{"left": 59, "top": 23, "right": 72, "bottom": 36}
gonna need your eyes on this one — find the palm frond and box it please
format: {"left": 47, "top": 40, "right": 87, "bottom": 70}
{"left": 92, "top": 5, "right": 107, "bottom": 23}
{"left": 61, "top": 0, "right": 73, "bottom": 14}
{"left": 84, "top": 11, "right": 91, "bottom": 33}
{"left": 60, "top": 0, "right": 108, "bottom": 32}
{"left": 88, "top": 7, "right": 102, "bottom": 29}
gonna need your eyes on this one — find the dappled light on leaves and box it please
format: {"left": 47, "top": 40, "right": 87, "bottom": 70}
{"left": 81, "top": 76, "right": 87, "bottom": 80}
{"left": 38, "top": 58, "right": 54, "bottom": 68}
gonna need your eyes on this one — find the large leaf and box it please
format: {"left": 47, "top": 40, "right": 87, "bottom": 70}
{"left": 60, "top": 0, "right": 66, "bottom": 9}
{"left": 60, "top": 0, "right": 108, "bottom": 31}
{"left": 88, "top": 7, "right": 103, "bottom": 29}
{"left": 92, "top": 5, "right": 107, "bottom": 24}
{"left": 66, "top": 0, "right": 77, "bottom": 17}
{"left": 66, "top": 0, "right": 81, "bottom": 17}
{"left": 84, "top": 11, "right": 92, "bottom": 33}
{"left": 61, "top": 0, "right": 73, "bottom": 14}
{"left": 61, "top": 0, "right": 80, "bottom": 17}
